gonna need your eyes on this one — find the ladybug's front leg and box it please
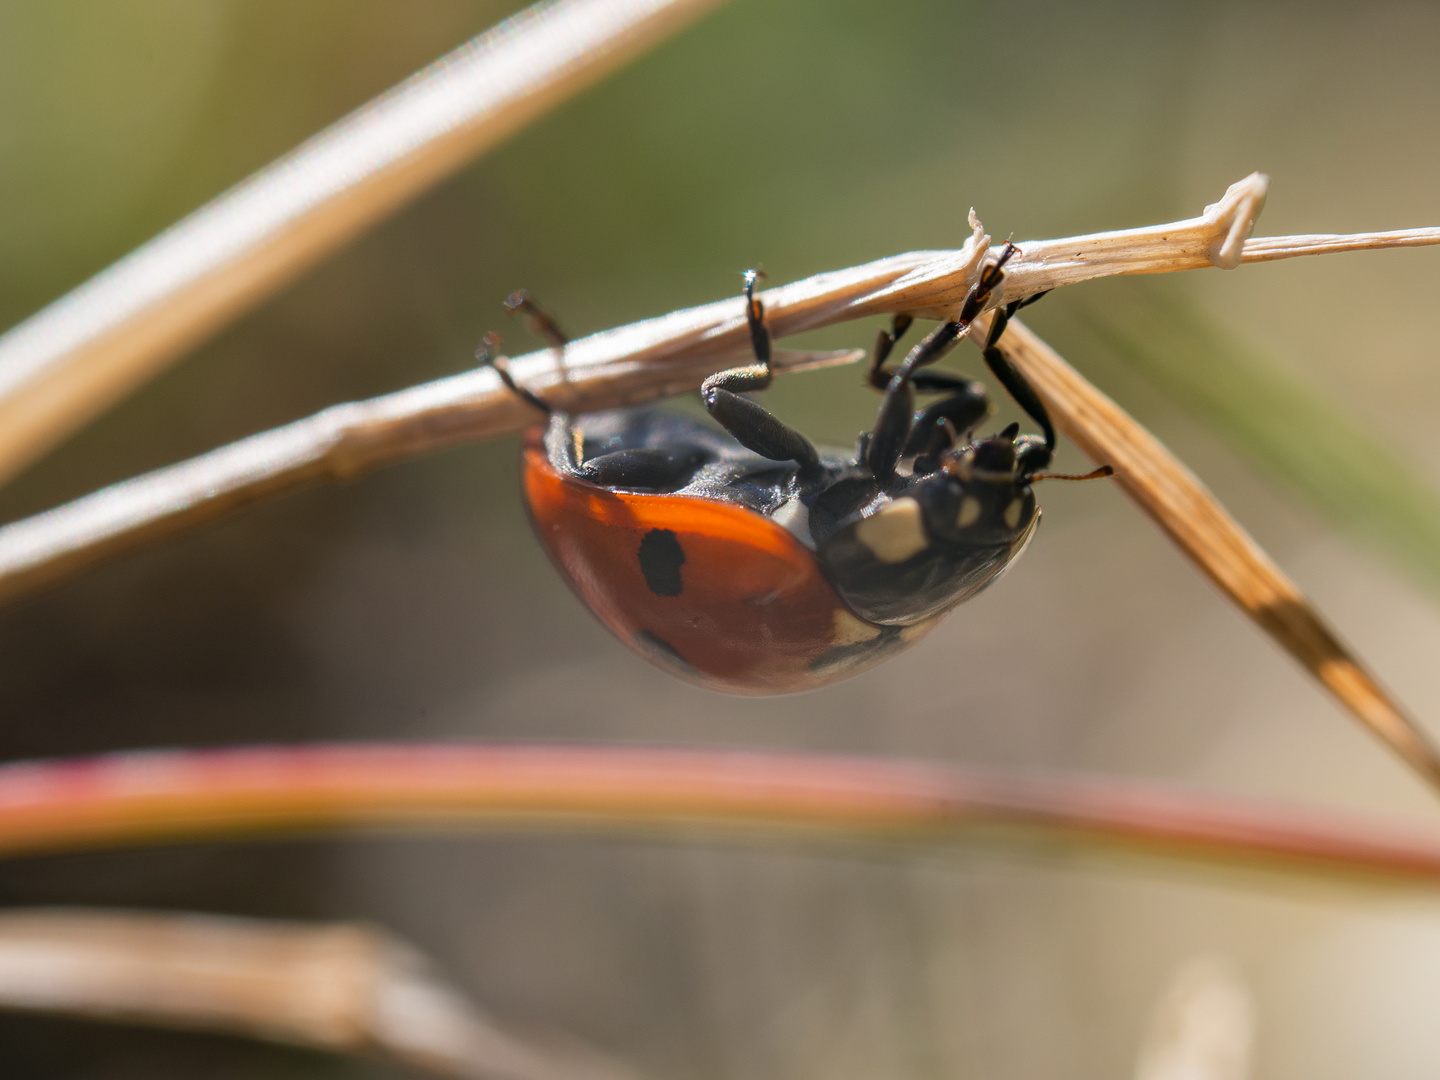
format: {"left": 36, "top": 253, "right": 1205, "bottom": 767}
{"left": 864, "top": 320, "right": 964, "bottom": 485}
{"left": 979, "top": 298, "right": 1055, "bottom": 472}
{"left": 700, "top": 270, "right": 821, "bottom": 475}
{"left": 903, "top": 372, "right": 990, "bottom": 459}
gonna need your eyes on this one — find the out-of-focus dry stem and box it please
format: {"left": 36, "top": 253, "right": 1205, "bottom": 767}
{"left": 0, "top": 909, "right": 640, "bottom": 1080}
{"left": 984, "top": 315, "right": 1440, "bottom": 792}
{"left": 1, "top": 744, "right": 1440, "bottom": 888}
{"left": 0, "top": 0, "right": 726, "bottom": 488}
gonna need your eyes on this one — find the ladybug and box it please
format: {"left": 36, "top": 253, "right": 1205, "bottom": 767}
{"left": 484, "top": 245, "right": 1108, "bottom": 694}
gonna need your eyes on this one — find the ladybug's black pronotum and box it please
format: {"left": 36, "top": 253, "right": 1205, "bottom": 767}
{"left": 486, "top": 245, "right": 1108, "bottom": 694}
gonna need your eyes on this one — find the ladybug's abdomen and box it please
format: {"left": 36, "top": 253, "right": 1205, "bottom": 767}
{"left": 522, "top": 433, "right": 921, "bottom": 694}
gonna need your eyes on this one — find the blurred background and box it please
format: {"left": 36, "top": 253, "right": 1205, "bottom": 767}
{"left": 3, "top": 1, "right": 1440, "bottom": 1076}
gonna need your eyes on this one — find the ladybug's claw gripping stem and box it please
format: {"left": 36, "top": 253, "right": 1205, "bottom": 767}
{"left": 742, "top": 268, "right": 770, "bottom": 369}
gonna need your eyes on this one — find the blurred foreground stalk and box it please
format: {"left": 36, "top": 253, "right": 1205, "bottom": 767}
{"left": 0, "top": 908, "right": 639, "bottom": 1080}
{"left": 0, "top": 743, "right": 1439, "bottom": 888}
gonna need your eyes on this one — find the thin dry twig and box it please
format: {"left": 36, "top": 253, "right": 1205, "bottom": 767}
{"left": 982, "top": 315, "right": 1440, "bottom": 793}
{"left": 0, "top": 0, "right": 726, "bottom": 487}
{"left": 0, "top": 908, "right": 641, "bottom": 1080}
{"left": 1, "top": 744, "right": 1440, "bottom": 888}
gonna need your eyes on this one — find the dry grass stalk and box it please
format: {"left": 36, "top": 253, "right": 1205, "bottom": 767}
{"left": 983, "top": 315, "right": 1440, "bottom": 792}
{"left": 1, "top": 175, "right": 1436, "bottom": 611}
{"left": 0, "top": 908, "right": 639, "bottom": 1080}
{"left": 1, "top": 744, "right": 1440, "bottom": 887}
{"left": 0, "top": 0, "right": 726, "bottom": 488}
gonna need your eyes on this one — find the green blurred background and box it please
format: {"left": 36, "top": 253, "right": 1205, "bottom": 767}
{"left": 4, "top": 1, "right": 1440, "bottom": 1077}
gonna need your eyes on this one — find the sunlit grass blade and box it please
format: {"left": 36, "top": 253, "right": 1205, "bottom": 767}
{"left": 1070, "top": 284, "right": 1440, "bottom": 596}
{"left": 0, "top": 908, "right": 641, "bottom": 1080}
{"left": 0, "top": 0, "right": 726, "bottom": 488}
{"left": 0, "top": 744, "right": 1439, "bottom": 888}
{"left": 986, "top": 316, "right": 1440, "bottom": 793}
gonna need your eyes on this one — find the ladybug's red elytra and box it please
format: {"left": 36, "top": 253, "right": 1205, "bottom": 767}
{"left": 486, "top": 247, "right": 1108, "bottom": 694}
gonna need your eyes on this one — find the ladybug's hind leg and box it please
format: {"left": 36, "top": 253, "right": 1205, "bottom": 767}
{"left": 478, "top": 288, "right": 573, "bottom": 416}
{"left": 575, "top": 446, "right": 713, "bottom": 492}
{"left": 701, "top": 270, "right": 822, "bottom": 476}
{"left": 504, "top": 289, "right": 569, "bottom": 349}
{"left": 544, "top": 412, "right": 713, "bottom": 492}
{"left": 477, "top": 332, "right": 552, "bottom": 416}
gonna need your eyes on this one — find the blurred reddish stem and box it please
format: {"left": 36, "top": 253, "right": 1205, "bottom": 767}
{"left": 1, "top": 742, "right": 1439, "bottom": 887}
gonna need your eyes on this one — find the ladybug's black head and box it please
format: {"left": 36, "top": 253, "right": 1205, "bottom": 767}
{"left": 813, "top": 427, "right": 1042, "bottom": 627}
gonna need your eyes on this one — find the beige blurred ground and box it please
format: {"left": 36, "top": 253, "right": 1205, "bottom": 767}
{"left": 3, "top": 2, "right": 1440, "bottom": 1078}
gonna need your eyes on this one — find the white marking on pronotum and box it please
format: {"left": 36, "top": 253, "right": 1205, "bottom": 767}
{"left": 831, "top": 608, "right": 881, "bottom": 646}
{"left": 772, "top": 496, "right": 814, "bottom": 547}
{"left": 1003, "top": 497, "right": 1024, "bottom": 529}
{"left": 956, "top": 495, "right": 982, "bottom": 529}
{"left": 855, "top": 497, "right": 927, "bottom": 563}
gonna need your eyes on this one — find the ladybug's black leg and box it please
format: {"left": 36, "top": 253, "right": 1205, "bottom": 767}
{"left": 902, "top": 372, "right": 990, "bottom": 459}
{"left": 864, "top": 320, "right": 963, "bottom": 485}
{"left": 700, "top": 270, "right": 822, "bottom": 474}
{"left": 865, "top": 313, "right": 915, "bottom": 390}
{"left": 482, "top": 287, "right": 574, "bottom": 415}
{"left": 980, "top": 297, "right": 1056, "bottom": 472}
{"left": 544, "top": 412, "right": 713, "bottom": 492}
{"left": 477, "top": 332, "right": 552, "bottom": 416}
{"left": 575, "top": 446, "right": 714, "bottom": 492}
{"left": 863, "top": 244, "right": 1023, "bottom": 485}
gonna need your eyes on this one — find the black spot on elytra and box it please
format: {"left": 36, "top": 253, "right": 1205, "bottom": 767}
{"left": 638, "top": 528, "right": 685, "bottom": 596}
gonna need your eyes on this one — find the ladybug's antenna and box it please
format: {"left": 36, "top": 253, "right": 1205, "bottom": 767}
{"left": 1029, "top": 465, "right": 1114, "bottom": 483}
